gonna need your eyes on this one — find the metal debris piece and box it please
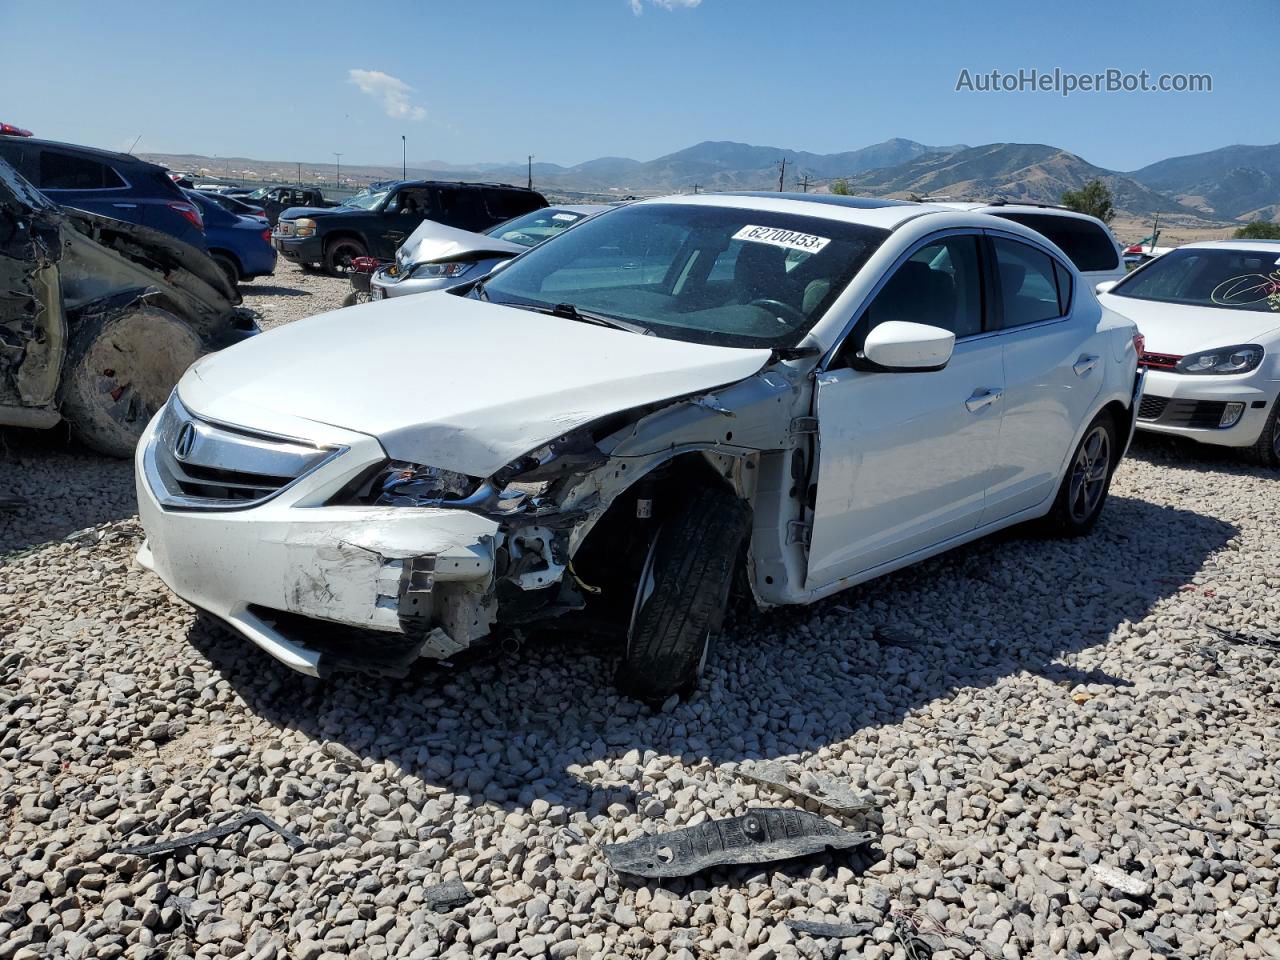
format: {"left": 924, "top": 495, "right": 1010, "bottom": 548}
{"left": 423, "top": 878, "right": 473, "bottom": 912}
{"left": 1205, "top": 622, "right": 1280, "bottom": 651}
{"left": 118, "top": 810, "right": 304, "bottom": 857}
{"left": 602, "top": 808, "right": 874, "bottom": 879}
{"left": 873, "top": 625, "right": 921, "bottom": 647}
{"left": 737, "top": 761, "right": 877, "bottom": 816}
{"left": 787, "top": 918, "right": 875, "bottom": 938}
{"left": 1088, "top": 863, "right": 1151, "bottom": 897}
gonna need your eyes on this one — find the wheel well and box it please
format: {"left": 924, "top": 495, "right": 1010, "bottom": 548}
{"left": 571, "top": 452, "right": 744, "bottom": 599}
{"left": 209, "top": 249, "right": 241, "bottom": 274}
{"left": 1100, "top": 398, "right": 1131, "bottom": 438}
{"left": 324, "top": 232, "right": 367, "bottom": 253}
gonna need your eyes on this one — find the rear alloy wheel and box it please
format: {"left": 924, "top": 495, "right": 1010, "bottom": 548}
{"left": 325, "top": 238, "right": 367, "bottom": 277}
{"left": 1247, "top": 400, "right": 1280, "bottom": 467}
{"left": 617, "top": 487, "right": 751, "bottom": 702}
{"left": 58, "top": 306, "right": 203, "bottom": 457}
{"left": 1043, "top": 413, "right": 1117, "bottom": 537}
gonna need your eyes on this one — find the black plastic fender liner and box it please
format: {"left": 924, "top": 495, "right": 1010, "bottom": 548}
{"left": 787, "top": 918, "right": 877, "bottom": 938}
{"left": 601, "top": 808, "right": 875, "bottom": 879}
{"left": 117, "top": 810, "right": 305, "bottom": 857}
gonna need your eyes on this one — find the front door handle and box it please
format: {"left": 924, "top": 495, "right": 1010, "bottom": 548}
{"left": 1073, "top": 354, "right": 1099, "bottom": 376}
{"left": 965, "top": 388, "right": 1003, "bottom": 412}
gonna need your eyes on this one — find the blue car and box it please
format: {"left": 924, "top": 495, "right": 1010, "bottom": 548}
{"left": 0, "top": 136, "right": 207, "bottom": 249}
{"left": 185, "top": 190, "right": 277, "bottom": 286}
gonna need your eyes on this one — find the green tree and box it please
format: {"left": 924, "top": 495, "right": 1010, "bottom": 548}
{"left": 1233, "top": 220, "right": 1280, "bottom": 240}
{"left": 829, "top": 179, "right": 854, "bottom": 195}
{"left": 1061, "top": 179, "right": 1116, "bottom": 224}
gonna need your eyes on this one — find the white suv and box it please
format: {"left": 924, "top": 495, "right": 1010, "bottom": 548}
{"left": 135, "top": 193, "right": 1142, "bottom": 699}
{"left": 936, "top": 202, "right": 1127, "bottom": 288}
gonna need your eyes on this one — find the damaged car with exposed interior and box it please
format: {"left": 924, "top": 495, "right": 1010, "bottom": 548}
{"left": 134, "top": 193, "right": 1143, "bottom": 699}
{"left": 0, "top": 158, "right": 256, "bottom": 457}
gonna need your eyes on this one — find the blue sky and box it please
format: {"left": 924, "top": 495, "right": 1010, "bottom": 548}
{"left": 3, "top": 0, "right": 1272, "bottom": 171}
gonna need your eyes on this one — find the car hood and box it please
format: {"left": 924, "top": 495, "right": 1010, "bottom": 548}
{"left": 396, "top": 220, "right": 525, "bottom": 267}
{"left": 279, "top": 205, "right": 345, "bottom": 220}
{"left": 179, "top": 293, "right": 772, "bottom": 477}
{"left": 1099, "top": 294, "right": 1280, "bottom": 355}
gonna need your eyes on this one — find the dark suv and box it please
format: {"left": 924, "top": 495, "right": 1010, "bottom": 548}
{"left": 273, "top": 180, "right": 547, "bottom": 274}
{"left": 0, "top": 137, "right": 206, "bottom": 249}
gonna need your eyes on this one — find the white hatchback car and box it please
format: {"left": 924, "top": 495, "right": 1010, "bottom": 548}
{"left": 135, "top": 193, "right": 1142, "bottom": 699}
{"left": 1098, "top": 240, "right": 1280, "bottom": 466}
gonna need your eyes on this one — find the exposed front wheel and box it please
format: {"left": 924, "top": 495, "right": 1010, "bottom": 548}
{"left": 1042, "top": 412, "right": 1118, "bottom": 537}
{"left": 616, "top": 487, "right": 751, "bottom": 702}
{"left": 1246, "top": 400, "right": 1280, "bottom": 467}
{"left": 58, "top": 306, "right": 204, "bottom": 457}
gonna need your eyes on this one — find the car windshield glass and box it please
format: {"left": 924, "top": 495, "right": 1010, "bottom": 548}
{"left": 1112, "top": 247, "right": 1280, "bottom": 313}
{"left": 486, "top": 208, "right": 591, "bottom": 246}
{"left": 340, "top": 190, "right": 388, "bottom": 210}
{"left": 478, "top": 202, "right": 889, "bottom": 348}
{"left": 245, "top": 187, "right": 269, "bottom": 200}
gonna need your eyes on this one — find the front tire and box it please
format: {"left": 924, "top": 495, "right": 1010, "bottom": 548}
{"left": 617, "top": 487, "right": 751, "bottom": 702}
{"left": 58, "top": 306, "right": 204, "bottom": 457}
{"left": 1042, "top": 412, "right": 1118, "bottom": 537}
{"left": 325, "top": 238, "right": 367, "bottom": 277}
{"left": 1246, "top": 400, "right": 1280, "bottom": 467}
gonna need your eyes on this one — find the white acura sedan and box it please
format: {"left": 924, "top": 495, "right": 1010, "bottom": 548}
{"left": 1098, "top": 240, "right": 1280, "bottom": 466}
{"left": 135, "top": 193, "right": 1142, "bottom": 699}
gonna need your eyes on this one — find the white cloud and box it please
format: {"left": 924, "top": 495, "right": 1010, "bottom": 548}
{"left": 347, "top": 69, "right": 426, "bottom": 121}
{"left": 629, "top": 0, "right": 701, "bottom": 14}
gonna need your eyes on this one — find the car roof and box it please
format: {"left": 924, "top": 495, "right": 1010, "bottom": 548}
{"left": 1178, "top": 239, "right": 1280, "bottom": 253}
{"left": 17, "top": 137, "right": 160, "bottom": 169}
{"left": 387, "top": 179, "right": 543, "bottom": 193}
{"left": 934, "top": 200, "right": 1110, "bottom": 224}
{"left": 646, "top": 192, "right": 933, "bottom": 230}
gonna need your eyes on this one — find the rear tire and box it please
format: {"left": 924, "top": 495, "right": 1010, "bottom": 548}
{"left": 617, "top": 487, "right": 751, "bottom": 702}
{"left": 58, "top": 306, "right": 204, "bottom": 458}
{"left": 211, "top": 253, "right": 240, "bottom": 288}
{"left": 1246, "top": 400, "right": 1280, "bottom": 467}
{"left": 1041, "top": 412, "right": 1118, "bottom": 538}
{"left": 325, "top": 238, "right": 367, "bottom": 277}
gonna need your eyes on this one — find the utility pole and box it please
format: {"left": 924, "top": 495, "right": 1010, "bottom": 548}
{"left": 296, "top": 162, "right": 301, "bottom": 184}
{"left": 777, "top": 158, "right": 787, "bottom": 192}
{"left": 527, "top": 155, "right": 534, "bottom": 190}
{"left": 692, "top": 183, "right": 701, "bottom": 195}
{"left": 333, "top": 153, "right": 342, "bottom": 189}
{"left": 796, "top": 174, "right": 811, "bottom": 193}
{"left": 402, "top": 135, "right": 406, "bottom": 180}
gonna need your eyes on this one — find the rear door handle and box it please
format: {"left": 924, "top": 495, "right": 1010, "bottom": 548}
{"left": 1073, "top": 354, "right": 1099, "bottom": 376}
{"left": 965, "top": 388, "right": 1003, "bottom": 412}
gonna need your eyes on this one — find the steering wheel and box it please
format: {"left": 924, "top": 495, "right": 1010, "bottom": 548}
{"left": 748, "top": 298, "right": 807, "bottom": 325}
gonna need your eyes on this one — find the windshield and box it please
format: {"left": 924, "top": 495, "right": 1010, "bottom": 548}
{"left": 477, "top": 202, "right": 889, "bottom": 348}
{"left": 245, "top": 187, "right": 269, "bottom": 200}
{"left": 1113, "top": 247, "right": 1280, "bottom": 313}
{"left": 340, "top": 189, "right": 389, "bottom": 210}
{"left": 486, "top": 208, "right": 593, "bottom": 247}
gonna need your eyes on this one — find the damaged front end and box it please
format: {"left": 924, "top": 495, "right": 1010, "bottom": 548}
{"left": 0, "top": 157, "right": 256, "bottom": 453}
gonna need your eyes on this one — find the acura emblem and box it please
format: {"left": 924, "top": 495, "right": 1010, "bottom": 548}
{"left": 173, "top": 422, "right": 196, "bottom": 461}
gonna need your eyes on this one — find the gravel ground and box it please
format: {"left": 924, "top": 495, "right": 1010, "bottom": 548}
{"left": 1, "top": 263, "right": 1278, "bottom": 960}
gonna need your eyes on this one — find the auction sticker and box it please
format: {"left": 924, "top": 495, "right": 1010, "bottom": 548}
{"left": 552, "top": 212, "right": 580, "bottom": 222}
{"left": 733, "top": 224, "right": 830, "bottom": 254}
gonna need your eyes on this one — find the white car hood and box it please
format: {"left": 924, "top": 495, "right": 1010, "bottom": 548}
{"left": 179, "top": 293, "right": 772, "bottom": 477}
{"left": 396, "top": 220, "right": 525, "bottom": 267}
{"left": 1100, "top": 294, "right": 1280, "bottom": 355}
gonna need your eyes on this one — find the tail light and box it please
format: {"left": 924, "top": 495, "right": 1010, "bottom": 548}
{"left": 0, "top": 122, "right": 33, "bottom": 137}
{"left": 1133, "top": 332, "right": 1146, "bottom": 356}
{"left": 262, "top": 229, "right": 272, "bottom": 246}
{"left": 168, "top": 201, "right": 203, "bottom": 231}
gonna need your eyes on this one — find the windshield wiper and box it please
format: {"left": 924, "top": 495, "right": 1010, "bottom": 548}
{"left": 499, "top": 299, "right": 649, "bottom": 335}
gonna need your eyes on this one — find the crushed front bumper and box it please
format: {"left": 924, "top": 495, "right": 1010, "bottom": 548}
{"left": 134, "top": 405, "right": 499, "bottom": 677}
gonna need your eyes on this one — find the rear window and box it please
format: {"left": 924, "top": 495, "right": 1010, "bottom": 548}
{"left": 484, "top": 188, "right": 545, "bottom": 220}
{"left": 38, "top": 151, "right": 128, "bottom": 190}
{"left": 993, "top": 212, "right": 1119, "bottom": 273}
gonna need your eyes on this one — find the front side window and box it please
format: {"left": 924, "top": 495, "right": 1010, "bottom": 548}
{"left": 992, "top": 237, "right": 1067, "bottom": 328}
{"left": 39, "top": 152, "right": 126, "bottom": 190}
{"left": 861, "top": 235, "right": 984, "bottom": 339}
{"left": 478, "top": 202, "right": 889, "bottom": 348}
{"left": 1110, "top": 247, "right": 1280, "bottom": 314}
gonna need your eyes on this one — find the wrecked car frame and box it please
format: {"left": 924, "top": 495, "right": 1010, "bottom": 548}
{"left": 0, "top": 158, "right": 254, "bottom": 456}
{"left": 135, "top": 194, "right": 1142, "bottom": 698}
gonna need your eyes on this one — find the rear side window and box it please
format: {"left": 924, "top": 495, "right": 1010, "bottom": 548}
{"left": 991, "top": 238, "right": 1068, "bottom": 328}
{"left": 484, "top": 188, "right": 543, "bottom": 220}
{"left": 38, "top": 151, "right": 127, "bottom": 190}
{"left": 993, "top": 212, "right": 1119, "bottom": 273}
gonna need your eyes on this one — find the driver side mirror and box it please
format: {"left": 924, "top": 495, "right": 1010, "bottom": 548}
{"left": 1094, "top": 280, "right": 1118, "bottom": 295}
{"left": 857, "top": 321, "right": 955, "bottom": 372}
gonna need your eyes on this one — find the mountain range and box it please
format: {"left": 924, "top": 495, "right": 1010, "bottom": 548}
{"left": 142, "top": 138, "right": 1280, "bottom": 223}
